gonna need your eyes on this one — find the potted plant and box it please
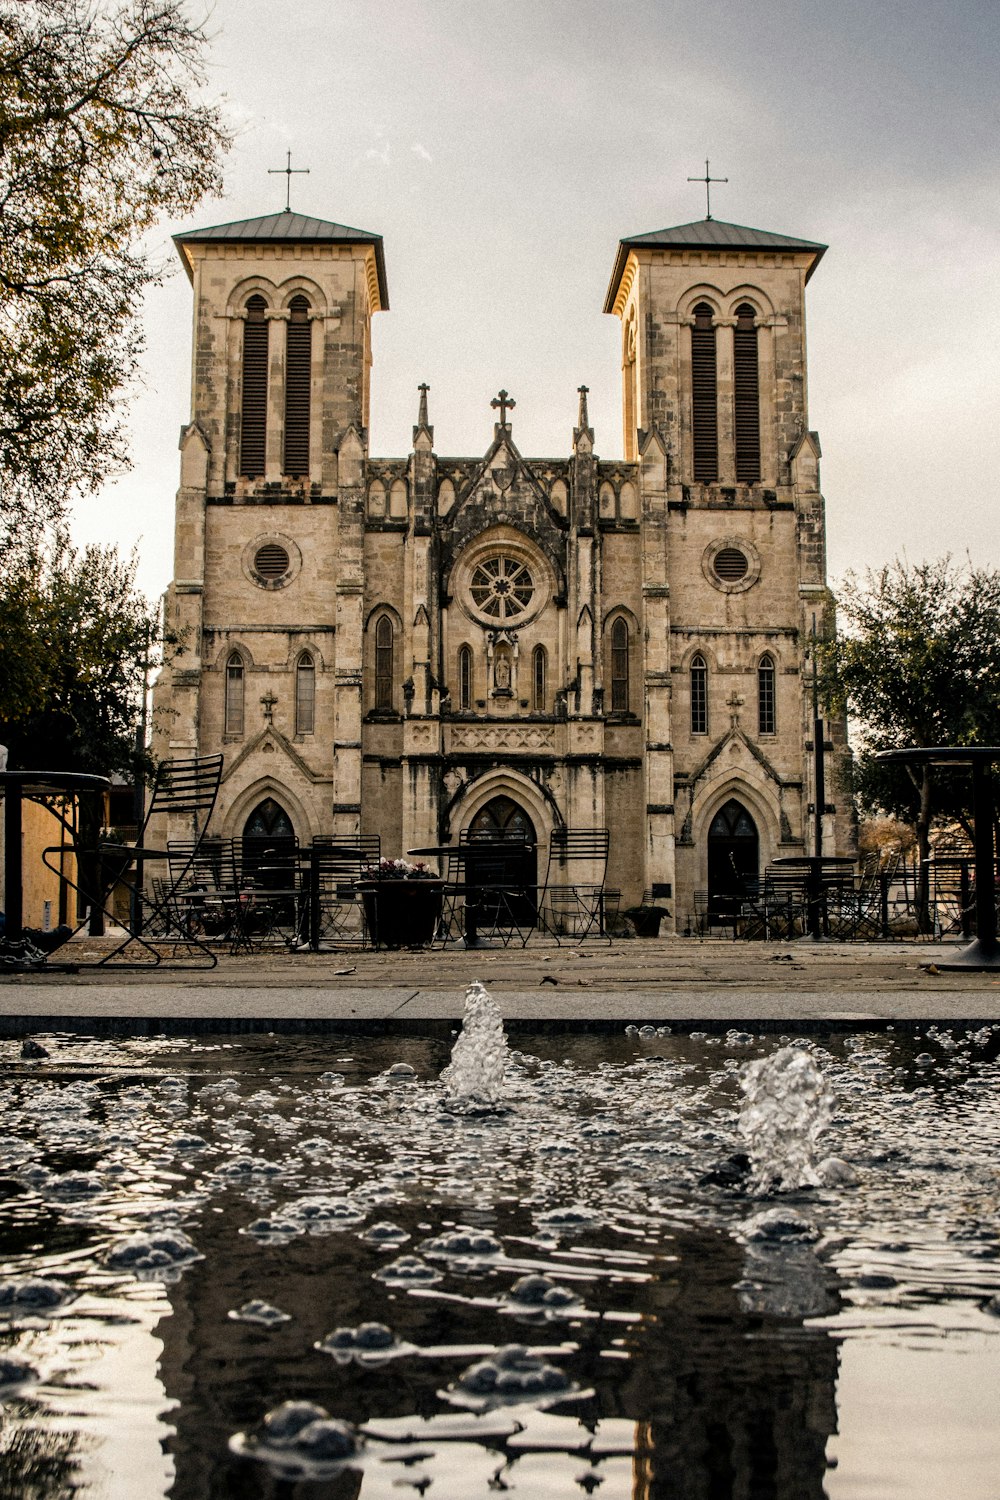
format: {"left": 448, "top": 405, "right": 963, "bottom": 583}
{"left": 623, "top": 903, "right": 670, "bottom": 938}
{"left": 356, "top": 858, "right": 444, "bottom": 948}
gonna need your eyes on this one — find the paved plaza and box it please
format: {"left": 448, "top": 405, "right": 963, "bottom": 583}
{"left": 2, "top": 936, "right": 999, "bottom": 1034}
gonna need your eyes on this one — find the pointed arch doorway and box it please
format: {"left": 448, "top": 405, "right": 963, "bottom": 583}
{"left": 467, "top": 795, "right": 538, "bottom": 927}
{"left": 707, "top": 798, "right": 759, "bottom": 920}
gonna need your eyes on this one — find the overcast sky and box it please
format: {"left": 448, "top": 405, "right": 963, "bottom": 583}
{"left": 70, "top": 0, "right": 1000, "bottom": 601}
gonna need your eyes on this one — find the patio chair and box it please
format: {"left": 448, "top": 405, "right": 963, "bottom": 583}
{"left": 42, "top": 753, "right": 224, "bottom": 968}
{"left": 239, "top": 834, "right": 305, "bottom": 949}
{"left": 435, "top": 834, "right": 535, "bottom": 948}
{"left": 309, "top": 835, "right": 381, "bottom": 946}
{"left": 536, "top": 827, "right": 611, "bottom": 944}
{"left": 165, "top": 837, "right": 241, "bottom": 945}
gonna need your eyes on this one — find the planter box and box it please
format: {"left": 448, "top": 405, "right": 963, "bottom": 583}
{"left": 357, "top": 880, "right": 444, "bottom": 949}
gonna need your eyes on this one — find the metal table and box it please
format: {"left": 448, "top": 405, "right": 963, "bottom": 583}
{"left": 0, "top": 770, "right": 110, "bottom": 956}
{"left": 876, "top": 746, "right": 1000, "bottom": 969}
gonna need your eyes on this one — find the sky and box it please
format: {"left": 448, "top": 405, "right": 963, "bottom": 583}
{"left": 70, "top": 0, "right": 1000, "bottom": 602}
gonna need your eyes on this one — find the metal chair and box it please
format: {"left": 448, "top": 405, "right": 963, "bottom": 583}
{"left": 42, "top": 753, "right": 224, "bottom": 968}
{"left": 536, "top": 828, "right": 612, "bottom": 944}
{"left": 165, "top": 837, "right": 241, "bottom": 945}
{"left": 238, "top": 835, "right": 305, "bottom": 949}
{"left": 309, "top": 835, "right": 381, "bottom": 946}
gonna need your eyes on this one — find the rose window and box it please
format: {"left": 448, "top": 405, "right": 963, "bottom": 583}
{"left": 469, "top": 556, "right": 534, "bottom": 620}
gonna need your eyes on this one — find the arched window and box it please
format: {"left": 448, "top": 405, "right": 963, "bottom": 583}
{"left": 295, "top": 652, "right": 315, "bottom": 735}
{"left": 734, "top": 302, "right": 761, "bottom": 483}
{"left": 758, "top": 654, "right": 776, "bottom": 735}
{"left": 225, "top": 652, "right": 245, "bottom": 737}
{"left": 610, "top": 618, "right": 629, "bottom": 713}
{"left": 532, "top": 645, "right": 546, "bottom": 712}
{"left": 690, "top": 653, "right": 708, "bottom": 735}
{"left": 458, "top": 645, "right": 473, "bottom": 711}
{"left": 284, "top": 295, "right": 312, "bottom": 477}
{"left": 240, "top": 295, "right": 268, "bottom": 478}
{"left": 691, "top": 302, "right": 718, "bottom": 482}
{"left": 374, "top": 616, "right": 394, "bottom": 711}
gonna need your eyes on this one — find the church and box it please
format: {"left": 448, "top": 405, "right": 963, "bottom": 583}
{"left": 154, "top": 201, "right": 854, "bottom": 932}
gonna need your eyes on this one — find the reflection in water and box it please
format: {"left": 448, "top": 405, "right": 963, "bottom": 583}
{"left": 0, "top": 1022, "right": 996, "bottom": 1497}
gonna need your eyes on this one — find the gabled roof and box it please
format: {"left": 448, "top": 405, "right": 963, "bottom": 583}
{"left": 603, "top": 217, "right": 827, "bottom": 312}
{"left": 173, "top": 210, "right": 388, "bottom": 306}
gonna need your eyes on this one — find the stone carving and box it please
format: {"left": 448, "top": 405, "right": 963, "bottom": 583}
{"left": 450, "top": 725, "right": 556, "bottom": 753}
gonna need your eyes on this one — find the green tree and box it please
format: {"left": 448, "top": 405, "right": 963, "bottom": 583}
{"left": 0, "top": 536, "right": 163, "bottom": 777}
{"left": 0, "top": 0, "right": 228, "bottom": 538}
{"left": 826, "top": 558, "right": 1000, "bottom": 929}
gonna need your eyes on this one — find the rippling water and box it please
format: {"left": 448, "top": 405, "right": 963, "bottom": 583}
{"left": 0, "top": 1012, "right": 998, "bottom": 1497}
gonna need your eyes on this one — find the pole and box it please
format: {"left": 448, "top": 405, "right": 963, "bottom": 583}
{"left": 972, "top": 759, "right": 997, "bottom": 958}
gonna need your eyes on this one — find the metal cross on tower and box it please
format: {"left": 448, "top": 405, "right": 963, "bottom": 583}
{"left": 490, "top": 389, "right": 516, "bottom": 425}
{"left": 268, "top": 151, "right": 310, "bottom": 213}
{"left": 687, "top": 159, "right": 728, "bottom": 220}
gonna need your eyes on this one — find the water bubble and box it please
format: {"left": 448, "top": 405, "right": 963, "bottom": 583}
{"left": 449, "top": 1344, "right": 574, "bottom": 1409}
{"left": 0, "top": 1277, "right": 72, "bottom": 1312}
{"left": 229, "top": 1300, "right": 292, "bottom": 1326}
{"left": 233, "top": 1401, "right": 363, "bottom": 1475}
{"left": 373, "top": 1254, "right": 443, "bottom": 1286}
{"left": 362, "top": 1221, "right": 409, "bottom": 1246}
{"left": 422, "top": 1228, "right": 503, "bottom": 1259}
{"left": 105, "top": 1229, "right": 203, "bottom": 1276}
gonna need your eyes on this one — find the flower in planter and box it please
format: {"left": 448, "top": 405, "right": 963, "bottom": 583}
{"left": 361, "top": 858, "right": 437, "bottom": 881}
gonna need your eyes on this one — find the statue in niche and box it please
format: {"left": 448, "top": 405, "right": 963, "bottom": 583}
{"left": 493, "top": 651, "right": 512, "bottom": 694}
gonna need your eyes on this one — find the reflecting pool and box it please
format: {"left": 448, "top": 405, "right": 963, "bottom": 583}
{"left": 0, "top": 1005, "right": 998, "bottom": 1497}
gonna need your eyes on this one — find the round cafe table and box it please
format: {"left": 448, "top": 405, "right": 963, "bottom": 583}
{"left": 876, "top": 746, "right": 1000, "bottom": 970}
{"left": 0, "top": 770, "right": 110, "bottom": 949}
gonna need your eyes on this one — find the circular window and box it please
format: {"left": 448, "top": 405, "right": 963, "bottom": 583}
{"left": 713, "top": 547, "right": 749, "bottom": 584}
{"left": 242, "top": 533, "right": 302, "bottom": 591}
{"left": 469, "top": 556, "right": 534, "bottom": 621}
{"left": 254, "top": 543, "right": 290, "bottom": 580}
{"left": 702, "top": 537, "right": 761, "bottom": 594}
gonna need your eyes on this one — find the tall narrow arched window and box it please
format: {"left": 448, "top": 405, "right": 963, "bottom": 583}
{"left": 284, "top": 295, "right": 312, "bottom": 477}
{"left": 758, "top": 654, "right": 776, "bottom": 736}
{"left": 690, "top": 653, "right": 708, "bottom": 735}
{"left": 225, "top": 653, "right": 245, "bottom": 737}
{"left": 458, "top": 645, "right": 473, "bottom": 711}
{"left": 374, "top": 616, "right": 394, "bottom": 711}
{"left": 532, "top": 645, "right": 546, "bottom": 712}
{"left": 734, "top": 302, "right": 761, "bottom": 483}
{"left": 611, "top": 618, "right": 630, "bottom": 713}
{"left": 240, "top": 295, "right": 268, "bottom": 478}
{"left": 295, "top": 652, "right": 315, "bottom": 735}
{"left": 691, "top": 302, "right": 718, "bottom": 482}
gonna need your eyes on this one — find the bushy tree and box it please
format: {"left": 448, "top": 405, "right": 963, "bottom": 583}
{"left": 0, "top": 0, "right": 228, "bottom": 537}
{"left": 0, "top": 536, "right": 163, "bottom": 777}
{"left": 826, "top": 558, "right": 1000, "bottom": 927}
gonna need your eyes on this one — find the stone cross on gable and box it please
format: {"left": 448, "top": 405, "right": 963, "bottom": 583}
{"left": 490, "top": 389, "right": 516, "bottom": 426}
{"left": 687, "top": 158, "right": 728, "bottom": 220}
{"left": 268, "top": 151, "right": 310, "bottom": 213}
{"left": 260, "top": 691, "right": 278, "bottom": 724}
{"left": 726, "top": 691, "right": 745, "bottom": 727}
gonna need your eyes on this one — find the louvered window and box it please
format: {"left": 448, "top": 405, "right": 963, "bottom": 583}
{"left": 532, "top": 645, "right": 546, "bottom": 712}
{"left": 691, "top": 654, "right": 708, "bottom": 735}
{"left": 713, "top": 547, "right": 749, "bottom": 584}
{"left": 734, "top": 302, "right": 761, "bottom": 483}
{"left": 691, "top": 302, "right": 718, "bottom": 482}
{"left": 611, "top": 619, "right": 629, "bottom": 713}
{"left": 758, "top": 654, "right": 776, "bottom": 736}
{"left": 296, "top": 653, "right": 315, "bottom": 735}
{"left": 458, "top": 645, "right": 473, "bottom": 710}
{"left": 254, "top": 542, "right": 290, "bottom": 581}
{"left": 240, "top": 296, "right": 268, "bottom": 478}
{"left": 284, "top": 295, "right": 312, "bottom": 478}
{"left": 225, "top": 653, "right": 245, "bottom": 737}
{"left": 375, "top": 616, "right": 394, "bottom": 710}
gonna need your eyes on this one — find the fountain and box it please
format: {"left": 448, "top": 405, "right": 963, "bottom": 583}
{"left": 0, "top": 995, "right": 996, "bottom": 1496}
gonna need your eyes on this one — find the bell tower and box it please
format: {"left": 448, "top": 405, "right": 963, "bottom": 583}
{"left": 173, "top": 211, "right": 388, "bottom": 496}
{"left": 603, "top": 217, "right": 825, "bottom": 488}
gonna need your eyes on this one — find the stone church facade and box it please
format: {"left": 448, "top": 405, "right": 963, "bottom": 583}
{"left": 155, "top": 207, "right": 853, "bottom": 930}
